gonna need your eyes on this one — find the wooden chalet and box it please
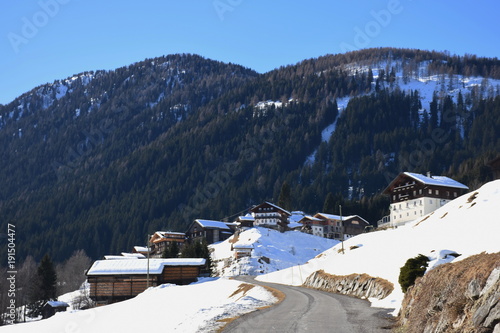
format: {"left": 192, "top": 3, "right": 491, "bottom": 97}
{"left": 250, "top": 202, "right": 291, "bottom": 231}
{"left": 232, "top": 244, "right": 253, "bottom": 259}
{"left": 342, "top": 215, "right": 371, "bottom": 239}
{"left": 87, "top": 258, "right": 206, "bottom": 305}
{"left": 382, "top": 172, "right": 468, "bottom": 226}
{"left": 235, "top": 215, "right": 255, "bottom": 228}
{"left": 132, "top": 246, "right": 150, "bottom": 256}
{"left": 297, "top": 215, "right": 322, "bottom": 234}
{"left": 186, "top": 219, "right": 234, "bottom": 244}
{"left": 149, "top": 231, "right": 186, "bottom": 258}
{"left": 41, "top": 301, "right": 69, "bottom": 319}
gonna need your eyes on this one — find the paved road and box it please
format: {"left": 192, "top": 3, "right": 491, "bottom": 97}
{"left": 223, "top": 276, "right": 394, "bottom": 333}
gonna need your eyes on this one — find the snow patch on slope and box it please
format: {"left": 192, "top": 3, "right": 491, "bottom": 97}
{"left": 211, "top": 227, "right": 339, "bottom": 276}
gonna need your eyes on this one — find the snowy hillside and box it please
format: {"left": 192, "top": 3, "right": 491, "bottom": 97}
{"left": 211, "top": 227, "right": 339, "bottom": 277}
{"left": 1, "top": 278, "right": 276, "bottom": 333}
{"left": 257, "top": 180, "right": 500, "bottom": 315}
{"left": 305, "top": 60, "right": 500, "bottom": 166}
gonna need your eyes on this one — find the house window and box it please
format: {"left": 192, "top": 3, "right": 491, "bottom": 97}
{"left": 429, "top": 200, "right": 433, "bottom": 204}
{"left": 393, "top": 195, "right": 396, "bottom": 200}
{"left": 419, "top": 189, "right": 422, "bottom": 195}
{"left": 454, "top": 192, "right": 457, "bottom": 197}
{"left": 428, "top": 189, "right": 432, "bottom": 194}
{"left": 413, "top": 190, "right": 416, "bottom": 196}
{"left": 436, "top": 190, "right": 439, "bottom": 195}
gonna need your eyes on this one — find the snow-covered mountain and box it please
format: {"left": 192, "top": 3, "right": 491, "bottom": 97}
{"left": 305, "top": 60, "right": 500, "bottom": 167}
{"left": 1, "top": 48, "right": 499, "bottom": 264}
{"left": 257, "top": 179, "right": 500, "bottom": 315}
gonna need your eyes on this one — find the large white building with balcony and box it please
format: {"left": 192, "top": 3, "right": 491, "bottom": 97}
{"left": 382, "top": 172, "right": 469, "bottom": 226}
{"left": 249, "top": 201, "right": 291, "bottom": 231}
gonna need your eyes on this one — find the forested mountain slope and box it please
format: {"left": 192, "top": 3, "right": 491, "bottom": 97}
{"left": 0, "top": 48, "right": 499, "bottom": 262}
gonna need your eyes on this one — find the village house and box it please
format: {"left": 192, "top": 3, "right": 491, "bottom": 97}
{"left": 41, "top": 301, "right": 69, "bottom": 319}
{"left": 132, "top": 246, "right": 150, "bottom": 256}
{"left": 232, "top": 243, "right": 253, "bottom": 259}
{"left": 186, "top": 219, "right": 234, "bottom": 244}
{"left": 249, "top": 202, "right": 291, "bottom": 231}
{"left": 382, "top": 172, "right": 469, "bottom": 226}
{"left": 297, "top": 215, "right": 322, "bottom": 234}
{"left": 309, "top": 213, "right": 370, "bottom": 241}
{"left": 234, "top": 214, "right": 255, "bottom": 228}
{"left": 149, "top": 231, "right": 186, "bottom": 258}
{"left": 86, "top": 258, "right": 206, "bottom": 305}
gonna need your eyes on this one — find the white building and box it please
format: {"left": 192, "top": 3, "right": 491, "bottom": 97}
{"left": 382, "top": 172, "right": 469, "bottom": 226}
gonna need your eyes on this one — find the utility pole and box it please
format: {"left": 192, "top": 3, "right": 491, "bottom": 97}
{"left": 340, "top": 205, "right": 344, "bottom": 254}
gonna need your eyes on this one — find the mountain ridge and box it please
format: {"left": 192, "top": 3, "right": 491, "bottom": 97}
{"left": 0, "top": 48, "right": 499, "bottom": 263}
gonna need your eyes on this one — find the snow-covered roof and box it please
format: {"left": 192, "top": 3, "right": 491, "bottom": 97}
{"left": 121, "top": 252, "right": 146, "bottom": 258}
{"left": 46, "top": 301, "right": 69, "bottom": 308}
{"left": 133, "top": 246, "right": 149, "bottom": 253}
{"left": 299, "top": 215, "right": 322, "bottom": 222}
{"left": 251, "top": 201, "right": 291, "bottom": 216}
{"left": 404, "top": 172, "right": 469, "bottom": 189}
{"left": 315, "top": 213, "right": 355, "bottom": 220}
{"left": 233, "top": 244, "right": 254, "bottom": 249}
{"left": 87, "top": 258, "right": 206, "bottom": 276}
{"left": 237, "top": 216, "right": 255, "bottom": 221}
{"left": 195, "top": 219, "right": 231, "bottom": 230}
{"left": 104, "top": 255, "right": 140, "bottom": 260}
{"left": 288, "top": 222, "right": 303, "bottom": 229}
{"left": 156, "top": 231, "right": 186, "bottom": 237}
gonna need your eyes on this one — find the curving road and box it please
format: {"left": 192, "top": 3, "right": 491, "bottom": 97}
{"left": 223, "top": 276, "right": 394, "bottom": 333}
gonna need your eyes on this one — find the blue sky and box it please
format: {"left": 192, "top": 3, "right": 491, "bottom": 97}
{"left": 1, "top": 0, "right": 499, "bottom": 105}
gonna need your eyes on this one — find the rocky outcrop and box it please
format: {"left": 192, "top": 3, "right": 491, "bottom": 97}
{"left": 303, "top": 270, "right": 394, "bottom": 300}
{"left": 399, "top": 252, "right": 500, "bottom": 333}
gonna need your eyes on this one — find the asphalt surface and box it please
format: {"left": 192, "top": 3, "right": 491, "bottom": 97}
{"left": 223, "top": 276, "right": 394, "bottom": 333}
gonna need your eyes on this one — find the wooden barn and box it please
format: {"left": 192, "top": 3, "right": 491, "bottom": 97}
{"left": 41, "top": 301, "right": 69, "bottom": 319}
{"left": 186, "top": 219, "right": 234, "bottom": 244}
{"left": 87, "top": 258, "right": 206, "bottom": 305}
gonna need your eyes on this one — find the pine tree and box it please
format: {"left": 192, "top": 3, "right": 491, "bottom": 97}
{"left": 37, "top": 254, "right": 57, "bottom": 301}
{"left": 163, "top": 241, "right": 179, "bottom": 258}
{"left": 278, "top": 181, "right": 292, "bottom": 211}
{"left": 323, "top": 192, "right": 335, "bottom": 213}
{"left": 27, "top": 254, "right": 57, "bottom": 317}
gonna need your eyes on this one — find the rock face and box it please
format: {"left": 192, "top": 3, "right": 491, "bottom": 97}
{"left": 399, "top": 252, "right": 500, "bottom": 333}
{"left": 303, "top": 270, "right": 394, "bottom": 300}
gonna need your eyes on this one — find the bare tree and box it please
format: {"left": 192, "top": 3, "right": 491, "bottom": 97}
{"left": 56, "top": 250, "right": 92, "bottom": 296}
{"left": 17, "top": 256, "right": 37, "bottom": 322}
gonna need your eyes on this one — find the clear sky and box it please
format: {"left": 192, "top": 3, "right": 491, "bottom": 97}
{"left": 1, "top": 0, "right": 499, "bottom": 105}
